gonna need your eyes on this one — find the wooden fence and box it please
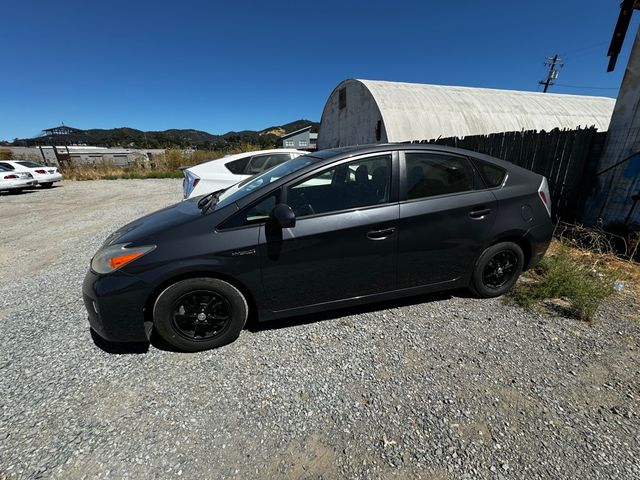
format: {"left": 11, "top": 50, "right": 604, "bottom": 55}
{"left": 411, "top": 127, "right": 606, "bottom": 221}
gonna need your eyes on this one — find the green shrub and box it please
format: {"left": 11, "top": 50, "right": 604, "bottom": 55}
{"left": 508, "top": 246, "right": 615, "bottom": 321}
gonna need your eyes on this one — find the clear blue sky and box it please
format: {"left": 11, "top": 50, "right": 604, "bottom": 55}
{"left": 1, "top": 0, "right": 638, "bottom": 141}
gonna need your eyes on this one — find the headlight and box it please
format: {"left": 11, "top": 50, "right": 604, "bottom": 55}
{"left": 91, "top": 243, "right": 156, "bottom": 274}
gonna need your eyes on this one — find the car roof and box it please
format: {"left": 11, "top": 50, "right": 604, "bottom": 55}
{"left": 306, "top": 143, "right": 531, "bottom": 174}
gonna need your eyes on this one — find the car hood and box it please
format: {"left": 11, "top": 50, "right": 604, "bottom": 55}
{"left": 102, "top": 197, "right": 204, "bottom": 247}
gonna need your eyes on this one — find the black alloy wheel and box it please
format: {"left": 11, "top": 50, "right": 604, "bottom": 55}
{"left": 471, "top": 241, "right": 524, "bottom": 298}
{"left": 482, "top": 250, "right": 518, "bottom": 289}
{"left": 153, "top": 278, "right": 248, "bottom": 351}
{"left": 171, "top": 290, "right": 232, "bottom": 341}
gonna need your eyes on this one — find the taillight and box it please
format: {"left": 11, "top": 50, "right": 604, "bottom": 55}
{"left": 4, "top": 174, "right": 18, "bottom": 179}
{"left": 182, "top": 170, "right": 201, "bottom": 198}
{"left": 35, "top": 169, "right": 47, "bottom": 174}
{"left": 538, "top": 177, "right": 551, "bottom": 217}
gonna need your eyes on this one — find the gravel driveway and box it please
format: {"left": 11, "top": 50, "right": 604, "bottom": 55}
{"left": 1, "top": 180, "right": 638, "bottom": 479}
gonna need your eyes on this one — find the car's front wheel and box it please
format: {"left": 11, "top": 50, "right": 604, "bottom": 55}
{"left": 471, "top": 242, "right": 524, "bottom": 298}
{"left": 40, "top": 182, "right": 53, "bottom": 188}
{"left": 153, "top": 278, "right": 248, "bottom": 352}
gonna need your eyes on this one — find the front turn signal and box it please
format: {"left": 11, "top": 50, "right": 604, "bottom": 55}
{"left": 91, "top": 244, "right": 156, "bottom": 274}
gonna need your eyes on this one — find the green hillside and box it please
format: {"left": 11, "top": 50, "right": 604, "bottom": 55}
{"left": 10, "top": 120, "right": 320, "bottom": 149}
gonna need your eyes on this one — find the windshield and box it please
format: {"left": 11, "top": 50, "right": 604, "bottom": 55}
{"left": 215, "top": 155, "right": 316, "bottom": 209}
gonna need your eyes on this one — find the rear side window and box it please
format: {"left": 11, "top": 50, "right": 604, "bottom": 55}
{"left": 0, "top": 162, "right": 14, "bottom": 170}
{"left": 404, "top": 152, "right": 476, "bottom": 200}
{"left": 225, "top": 155, "right": 253, "bottom": 175}
{"left": 476, "top": 161, "right": 507, "bottom": 188}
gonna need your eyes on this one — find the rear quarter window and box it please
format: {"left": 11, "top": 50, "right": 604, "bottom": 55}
{"left": 225, "top": 155, "right": 253, "bottom": 175}
{"left": 476, "top": 161, "right": 506, "bottom": 188}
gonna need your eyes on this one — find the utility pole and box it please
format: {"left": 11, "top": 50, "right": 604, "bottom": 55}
{"left": 539, "top": 54, "right": 563, "bottom": 93}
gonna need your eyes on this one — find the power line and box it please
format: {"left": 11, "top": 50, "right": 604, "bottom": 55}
{"left": 561, "top": 40, "right": 610, "bottom": 59}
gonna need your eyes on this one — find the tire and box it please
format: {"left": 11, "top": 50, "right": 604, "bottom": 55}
{"left": 40, "top": 182, "right": 53, "bottom": 188}
{"left": 470, "top": 242, "right": 524, "bottom": 298}
{"left": 9, "top": 188, "right": 23, "bottom": 194}
{"left": 153, "top": 277, "right": 248, "bottom": 352}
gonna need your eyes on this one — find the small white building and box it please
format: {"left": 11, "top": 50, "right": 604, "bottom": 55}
{"left": 318, "top": 79, "right": 617, "bottom": 149}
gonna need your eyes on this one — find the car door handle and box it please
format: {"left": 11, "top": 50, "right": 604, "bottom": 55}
{"left": 469, "top": 207, "right": 491, "bottom": 219}
{"left": 367, "top": 227, "right": 396, "bottom": 240}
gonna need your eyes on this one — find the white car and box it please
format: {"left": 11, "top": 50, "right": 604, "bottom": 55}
{"left": 182, "top": 149, "right": 308, "bottom": 199}
{"left": 0, "top": 160, "right": 63, "bottom": 188}
{"left": 0, "top": 165, "right": 38, "bottom": 193}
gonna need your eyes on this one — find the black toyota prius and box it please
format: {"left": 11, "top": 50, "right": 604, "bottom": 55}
{"left": 83, "top": 144, "right": 553, "bottom": 351}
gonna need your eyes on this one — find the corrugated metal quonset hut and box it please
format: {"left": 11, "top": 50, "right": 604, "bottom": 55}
{"left": 317, "top": 79, "right": 616, "bottom": 149}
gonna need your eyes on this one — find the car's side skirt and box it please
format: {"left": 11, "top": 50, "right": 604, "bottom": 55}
{"left": 258, "top": 275, "right": 469, "bottom": 322}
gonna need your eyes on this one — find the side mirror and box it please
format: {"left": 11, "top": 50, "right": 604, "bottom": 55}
{"left": 269, "top": 203, "right": 296, "bottom": 228}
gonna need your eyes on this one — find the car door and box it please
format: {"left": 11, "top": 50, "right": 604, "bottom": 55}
{"left": 259, "top": 152, "right": 399, "bottom": 311}
{"left": 397, "top": 150, "right": 497, "bottom": 288}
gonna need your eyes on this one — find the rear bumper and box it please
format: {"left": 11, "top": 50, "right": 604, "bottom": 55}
{"left": 525, "top": 222, "right": 553, "bottom": 269}
{"left": 82, "top": 269, "right": 153, "bottom": 343}
{"left": 37, "top": 173, "right": 63, "bottom": 183}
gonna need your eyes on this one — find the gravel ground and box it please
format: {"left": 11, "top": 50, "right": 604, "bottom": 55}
{"left": 0, "top": 180, "right": 639, "bottom": 479}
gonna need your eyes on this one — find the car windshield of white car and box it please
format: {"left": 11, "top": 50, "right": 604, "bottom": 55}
{"left": 215, "top": 155, "right": 316, "bottom": 210}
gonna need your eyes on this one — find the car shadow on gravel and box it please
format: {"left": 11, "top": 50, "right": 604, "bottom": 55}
{"left": 94, "top": 290, "right": 471, "bottom": 354}
{"left": 90, "top": 328, "right": 150, "bottom": 354}
{"left": 246, "top": 290, "right": 462, "bottom": 333}
{"left": 0, "top": 189, "right": 37, "bottom": 196}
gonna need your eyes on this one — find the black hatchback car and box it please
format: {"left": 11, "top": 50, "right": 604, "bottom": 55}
{"left": 83, "top": 144, "right": 552, "bottom": 351}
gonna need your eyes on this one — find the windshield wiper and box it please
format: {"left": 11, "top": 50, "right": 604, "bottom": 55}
{"left": 197, "top": 188, "right": 225, "bottom": 213}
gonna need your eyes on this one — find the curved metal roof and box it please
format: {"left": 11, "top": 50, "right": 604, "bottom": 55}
{"left": 357, "top": 79, "right": 616, "bottom": 141}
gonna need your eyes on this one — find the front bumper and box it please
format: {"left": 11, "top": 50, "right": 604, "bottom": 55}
{"left": 82, "top": 269, "right": 153, "bottom": 343}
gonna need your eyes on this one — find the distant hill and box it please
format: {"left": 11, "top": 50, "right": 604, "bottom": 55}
{"left": 11, "top": 119, "right": 320, "bottom": 149}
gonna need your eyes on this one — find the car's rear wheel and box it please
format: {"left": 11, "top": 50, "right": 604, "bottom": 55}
{"left": 153, "top": 278, "right": 248, "bottom": 352}
{"left": 40, "top": 182, "right": 53, "bottom": 188}
{"left": 471, "top": 242, "right": 524, "bottom": 298}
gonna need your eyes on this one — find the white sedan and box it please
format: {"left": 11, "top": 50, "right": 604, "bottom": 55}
{"left": 182, "top": 149, "right": 308, "bottom": 199}
{"left": 0, "top": 165, "right": 38, "bottom": 192}
{"left": 0, "top": 160, "right": 63, "bottom": 188}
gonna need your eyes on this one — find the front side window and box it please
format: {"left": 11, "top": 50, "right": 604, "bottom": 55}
{"left": 404, "top": 152, "right": 476, "bottom": 200}
{"left": 0, "top": 162, "right": 14, "bottom": 170}
{"left": 220, "top": 193, "right": 278, "bottom": 229}
{"left": 287, "top": 154, "right": 391, "bottom": 218}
